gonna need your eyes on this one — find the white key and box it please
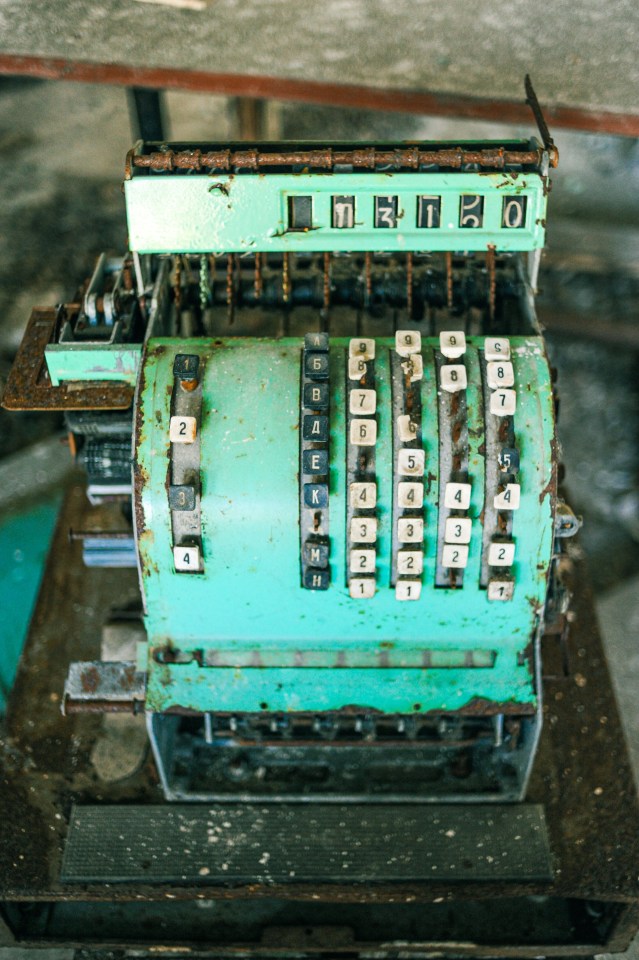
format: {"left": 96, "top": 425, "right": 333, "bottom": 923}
{"left": 349, "top": 389, "right": 376, "bottom": 415}
{"left": 350, "top": 517, "right": 377, "bottom": 543}
{"left": 348, "top": 357, "right": 368, "bottom": 380}
{"left": 444, "top": 482, "right": 471, "bottom": 510}
{"left": 494, "top": 483, "right": 521, "bottom": 511}
{"left": 442, "top": 544, "right": 468, "bottom": 568}
{"left": 484, "top": 337, "right": 511, "bottom": 361}
{"left": 398, "top": 517, "right": 424, "bottom": 543}
{"left": 349, "top": 578, "right": 376, "bottom": 599}
{"left": 440, "top": 330, "right": 466, "bottom": 359}
{"left": 440, "top": 364, "right": 467, "bottom": 393}
{"left": 395, "top": 330, "right": 422, "bottom": 357}
{"left": 486, "top": 360, "right": 514, "bottom": 389}
{"left": 170, "top": 415, "right": 197, "bottom": 443}
{"left": 350, "top": 419, "right": 377, "bottom": 446}
{"left": 397, "top": 550, "right": 424, "bottom": 576}
{"left": 397, "top": 448, "right": 425, "bottom": 476}
{"left": 398, "top": 482, "right": 424, "bottom": 509}
{"left": 487, "top": 579, "right": 515, "bottom": 601}
{"left": 490, "top": 389, "right": 516, "bottom": 416}
{"left": 395, "top": 580, "right": 422, "bottom": 601}
{"left": 401, "top": 354, "right": 424, "bottom": 382}
{"left": 349, "top": 337, "right": 375, "bottom": 360}
{"left": 445, "top": 517, "right": 472, "bottom": 544}
{"left": 174, "top": 545, "right": 200, "bottom": 571}
{"left": 397, "top": 414, "right": 418, "bottom": 442}
{"left": 488, "top": 541, "right": 516, "bottom": 567}
{"left": 349, "top": 482, "right": 377, "bottom": 509}
{"left": 350, "top": 548, "right": 376, "bottom": 574}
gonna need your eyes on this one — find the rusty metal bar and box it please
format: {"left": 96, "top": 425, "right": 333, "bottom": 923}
{"left": 129, "top": 145, "right": 545, "bottom": 175}
{"left": 525, "top": 74, "right": 559, "bottom": 167}
{"left": 487, "top": 245, "right": 496, "bottom": 322}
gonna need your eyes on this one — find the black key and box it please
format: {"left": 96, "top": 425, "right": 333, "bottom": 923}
{"left": 303, "top": 382, "right": 329, "bottom": 410}
{"left": 303, "top": 540, "right": 329, "bottom": 568}
{"left": 304, "top": 352, "right": 329, "bottom": 380}
{"left": 303, "top": 483, "right": 329, "bottom": 508}
{"left": 302, "top": 449, "right": 328, "bottom": 476}
{"left": 304, "top": 568, "right": 330, "bottom": 590}
{"left": 498, "top": 447, "right": 520, "bottom": 474}
{"left": 303, "top": 415, "right": 329, "bottom": 442}
{"left": 168, "top": 484, "right": 196, "bottom": 511}
{"left": 173, "top": 354, "right": 200, "bottom": 381}
{"left": 304, "top": 332, "right": 329, "bottom": 352}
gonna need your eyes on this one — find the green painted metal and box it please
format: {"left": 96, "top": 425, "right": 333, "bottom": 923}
{"left": 136, "top": 336, "right": 555, "bottom": 715}
{"left": 125, "top": 172, "right": 547, "bottom": 255}
{"left": 45, "top": 343, "right": 142, "bottom": 386}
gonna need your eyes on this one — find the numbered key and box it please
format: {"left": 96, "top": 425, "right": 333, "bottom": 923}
{"left": 395, "top": 330, "right": 422, "bottom": 357}
{"left": 349, "top": 338, "right": 375, "bottom": 360}
{"left": 490, "top": 389, "right": 517, "bottom": 416}
{"left": 349, "top": 578, "right": 376, "bottom": 599}
{"left": 487, "top": 578, "right": 515, "bottom": 601}
{"left": 398, "top": 482, "right": 424, "bottom": 509}
{"left": 349, "top": 389, "right": 376, "bottom": 415}
{"left": 397, "top": 550, "right": 424, "bottom": 576}
{"left": 401, "top": 354, "right": 424, "bottom": 382}
{"left": 174, "top": 545, "right": 201, "bottom": 572}
{"left": 348, "top": 356, "right": 368, "bottom": 380}
{"left": 350, "top": 419, "right": 377, "bottom": 446}
{"left": 488, "top": 541, "right": 516, "bottom": 567}
{"left": 350, "top": 482, "right": 377, "bottom": 509}
{"left": 350, "top": 549, "right": 376, "bottom": 574}
{"left": 440, "top": 330, "right": 466, "bottom": 359}
{"left": 487, "top": 361, "right": 514, "bottom": 389}
{"left": 397, "top": 448, "right": 425, "bottom": 477}
{"left": 441, "top": 544, "right": 469, "bottom": 569}
{"left": 170, "top": 415, "right": 197, "bottom": 444}
{"left": 395, "top": 580, "right": 422, "bottom": 601}
{"left": 168, "top": 484, "right": 196, "bottom": 511}
{"left": 445, "top": 517, "right": 472, "bottom": 544}
{"left": 350, "top": 517, "right": 378, "bottom": 543}
{"left": 494, "top": 483, "right": 521, "bottom": 511}
{"left": 484, "top": 337, "right": 511, "bottom": 361}
{"left": 397, "top": 414, "right": 418, "bottom": 443}
{"left": 440, "top": 364, "right": 467, "bottom": 393}
{"left": 398, "top": 517, "right": 424, "bottom": 543}
{"left": 444, "top": 482, "right": 471, "bottom": 510}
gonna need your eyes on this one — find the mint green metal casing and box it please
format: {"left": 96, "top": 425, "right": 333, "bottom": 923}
{"left": 134, "top": 337, "right": 556, "bottom": 717}
{"left": 125, "top": 172, "right": 547, "bottom": 255}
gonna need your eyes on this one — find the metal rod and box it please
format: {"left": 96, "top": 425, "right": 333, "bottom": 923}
{"left": 487, "top": 244, "right": 496, "bottom": 323}
{"left": 445, "top": 252, "right": 453, "bottom": 309}
{"left": 406, "top": 252, "right": 413, "bottom": 318}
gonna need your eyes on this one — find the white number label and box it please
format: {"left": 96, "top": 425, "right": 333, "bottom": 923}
{"left": 350, "top": 549, "right": 376, "bottom": 574}
{"left": 444, "top": 482, "right": 471, "bottom": 510}
{"left": 488, "top": 542, "right": 516, "bottom": 567}
{"left": 439, "top": 330, "right": 466, "bottom": 359}
{"left": 397, "top": 518, "right": 424, "bottom": 543}
{"left": 442, "top": 544, "right": 468, "bottom": 568}
{"left": 486, "top": 361, "right": 514, "bottom": 389}
{"left": 397, "top": 550, "right": 424, "bottom": 576}
{"left": 490, "top": 389, "right": 517, "bottom": 416}
{"left": 395, "top": 330, "right": 422, "bottom": 357}
{"left": 397, "top": 448, "right": 425, "bottom": 477}
{"left": 349, "top": 482, "right": 377, "bottom": 509}
{"left": 174, "top": 545, "right": 200, "bottom": 572}
{"left": 440, "top": 364, "right": 467, "bottom": 393}
{"left": 350, "top": 419, "right": 377, "bottom": 446}
{"left": 348, "top": 338, "right": 375, "bottom": 360}
{"left": 395, "top": 580, "right": 422, "bottom": 601}
{"left": 169, "top": 416, "right": 197, "bottom": 444}
{"left": 494, "top": 483, "right": 521, "bottom": 511}
{"left": 488, "top": 579, "right": 515, "bottom": 601}
{"left": 350, "top": 517, "right": 377, "bottom": 543}
{"left": 349, "top": 389, "right": 376, "bottom": 415}
{"left": 349, "top": 578, "right": 375, "bottom": 599}
{"left": 484, "top": 337, "right": 511, "bottom": 361}
{"left": 398, "top": 482, "right": 424, "bottom": 509}
{"left": 444, "top": 517, "right": 472, "bottom": 544}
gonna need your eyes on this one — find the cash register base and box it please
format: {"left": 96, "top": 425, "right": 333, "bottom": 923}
{"left": 0, "top": 481, "right": 638, "bottom": 957}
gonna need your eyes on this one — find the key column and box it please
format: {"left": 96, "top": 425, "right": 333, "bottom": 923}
{"left": 300, "top": 333, "right": 331, "bottom": 590}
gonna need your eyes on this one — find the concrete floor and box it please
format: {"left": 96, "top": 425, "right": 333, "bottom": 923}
{"left": 0, "top": 76, "right": 638, "bottom": 957}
